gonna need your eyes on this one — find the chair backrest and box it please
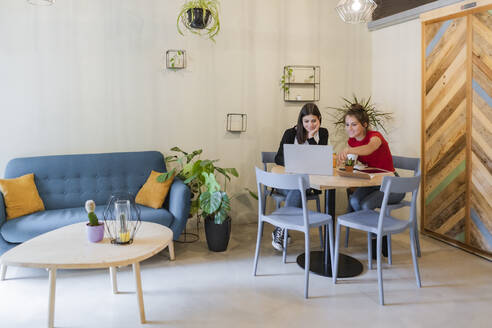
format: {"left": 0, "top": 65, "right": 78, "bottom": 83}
{"left": 256, "top": 167, "right": 309, "bottom": 194}
{"left": 261, "top": 152, "right": 277, "bottom": 171}
{"left": 378, "top": 175, "right": 421, "bottom": 232}
{"left": 393, "top": 156, "right": 420, "bottom": 175}
{"left": 255, "top": 167, "right": 311, "bottom": 225}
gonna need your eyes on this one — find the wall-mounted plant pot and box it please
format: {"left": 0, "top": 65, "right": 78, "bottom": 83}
{"left": 187, "top": 8, "right": 211, "bottom": 29}
{"left": 204, "top": 216, "right": 231, "bottom": 252}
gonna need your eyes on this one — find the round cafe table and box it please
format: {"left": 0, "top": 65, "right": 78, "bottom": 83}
{"left": 271, "top": 165, "right": 393, "bottom": 278}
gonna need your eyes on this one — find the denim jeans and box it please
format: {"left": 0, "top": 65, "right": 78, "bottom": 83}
{"left": 276, "top": 189, "right": 302, "bottom": 208}
{"left": 347, "top": 186, "right": 405, "bottom": 212}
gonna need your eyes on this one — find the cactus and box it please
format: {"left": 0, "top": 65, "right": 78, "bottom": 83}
{"left": 345, "top": 158, "right": 355, "bottom": 166}
{"left": 85, "top": 200, "right": 100, "bottom": 226}
{"left": 88, "top": 212, "right": 99, "bottom": 226}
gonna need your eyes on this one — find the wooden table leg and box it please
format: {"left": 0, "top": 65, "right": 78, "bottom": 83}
{"left": 110, "top": 267, "right": 118, "bottom": 294}
{"left": 0, "top": 265, "right": 6, "bottom": 281}
{"left": 132, "top": 262, "right": 146, "bottom": 323}
{"left": 168, "top": 241, "right": 175, "bottom": 261}
{"left": 48, "top": 268, "right": 56, "bottom": 328}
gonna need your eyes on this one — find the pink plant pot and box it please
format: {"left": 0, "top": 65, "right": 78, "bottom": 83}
{"left": 86, "top": 223, "right": 105, "bottom": 243}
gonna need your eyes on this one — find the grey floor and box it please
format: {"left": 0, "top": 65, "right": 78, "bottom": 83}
{"left": 0, "top": 222, "right": 491, "bottom": 328}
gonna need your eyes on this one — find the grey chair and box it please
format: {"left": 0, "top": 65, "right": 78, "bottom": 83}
{"left": 344, "top": 156, "right": 422, "bottom": 263}
{"left": 333, "top": 175, "right": 422, "bottom": 305}
{"left": 261, "top": 151, "right": 324, "bottom": 248}
{"left": 253, "top": 167, "right": 334, "bottom": 299}
{"left": 383, "top": 156, "right": 422, "bottom": 264}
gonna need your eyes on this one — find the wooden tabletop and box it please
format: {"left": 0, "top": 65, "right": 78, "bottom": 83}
{"left": 271, "top": 165, "right": 393, "bottom": 189}
{"left": 0, "top": 222, "right": 173, "bottom": 269}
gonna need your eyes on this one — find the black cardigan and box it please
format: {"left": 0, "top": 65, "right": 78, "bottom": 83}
{"left": 274, "top": 127, "right": 329, "bottom": 166}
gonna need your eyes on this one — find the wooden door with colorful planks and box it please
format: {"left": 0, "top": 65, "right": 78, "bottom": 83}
{"left": 470, "top": 11, "right": 492, "bottom": 255}
{"left": 422, "top": 4, "right": 491, "bottom": 260}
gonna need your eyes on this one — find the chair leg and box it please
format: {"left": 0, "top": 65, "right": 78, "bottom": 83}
{"left": 328, "top": 223, "right": 334, "bottom": 268}
{"left": 387, "top": 234, "right": 392, "bottom": 265}
{"left": 304, "top": 231, "right": 310, "bottom": 299}
{"left": 410, "top": 228, "right": 422, "bottom": 288}
{"left": 282, "top": 228, "right": 288, "bottom": 264}
{"left": 253, "top": 221, "right": 264, "bottom": 276}
{"left": 316, "top": 198, "right": 323, "bottom": 249}
{"left": 315, "top": 197, "right": 321, "bottom": 212}
{"left": 332, "top": 223, "right": 341, "bottom": 284}
{"left": 413, "top": 220, "right": 422, "bottom": 257}
{"left": 367, "top": 232, "right": 373, "bottom": 270}
{"left": 345, "top": 227, "right": 350, "bottom": 248}
{"left": 376, "top": 234, "right": 384, "bottom": 305}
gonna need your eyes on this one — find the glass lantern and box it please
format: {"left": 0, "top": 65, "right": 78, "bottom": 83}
{"left": 103, "top": 193, "right": 141, "bottom": 245}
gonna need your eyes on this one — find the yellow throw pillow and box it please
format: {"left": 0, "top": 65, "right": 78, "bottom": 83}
{"left": 0, "top": 173, "right": 45, "bottom": 220}
{"left": 135, "top": 170, "right": 175, "bottom": 209}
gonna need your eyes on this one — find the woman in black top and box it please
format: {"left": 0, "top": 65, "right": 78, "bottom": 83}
{"left": 271, "top": 103, "right": 329, "bottom": 251}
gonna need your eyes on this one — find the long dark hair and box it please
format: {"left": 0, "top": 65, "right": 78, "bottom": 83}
{"left": 296, "top": 103, "right": 322, "bottom": 144}
{"left": 343, "top": 103, "right": 369, "bottom": 131}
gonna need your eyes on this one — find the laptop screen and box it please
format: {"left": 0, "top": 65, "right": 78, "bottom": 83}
{"left": 284, "top": 144, "right": 333, "bottom": 176}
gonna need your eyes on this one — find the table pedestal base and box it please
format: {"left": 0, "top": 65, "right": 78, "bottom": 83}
{"left": 297, "top": 251, "right": 363, "bottom": 278}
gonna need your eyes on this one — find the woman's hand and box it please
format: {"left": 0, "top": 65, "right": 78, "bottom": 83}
{"left": 338, "top": 148, "right": 351, "bottom": 163}
{"left": 338, "top": 136, "right": 383, "bottom": 163}
{"left": 307, "top": 126, "right": 319, "bottom": 139}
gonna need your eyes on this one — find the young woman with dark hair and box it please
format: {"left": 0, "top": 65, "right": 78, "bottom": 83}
{"left": 271, "top": 103, "right": 329, "bottom": 251}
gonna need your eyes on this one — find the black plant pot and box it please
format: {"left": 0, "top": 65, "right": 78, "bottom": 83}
{"left": 187, "top": 8, "right": 211, "bottom": 29}
{"left": 204, "top": 216, "right": 231, "bottom": 252}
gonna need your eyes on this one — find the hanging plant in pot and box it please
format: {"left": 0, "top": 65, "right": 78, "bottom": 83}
{"left": 176, "top": 0, "right": 221, "bottom": 41}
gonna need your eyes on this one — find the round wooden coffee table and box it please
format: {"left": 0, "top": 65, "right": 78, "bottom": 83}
{"left": 0, "top": 222, "right": 174, "bottom": 328}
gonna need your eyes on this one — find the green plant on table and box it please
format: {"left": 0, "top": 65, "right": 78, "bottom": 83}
{"left": 327, "top": 94, "right": 393, "bottom": 134}
{"left": 157, "top": 147, "right": 238, "bottom": 224}
{"left": 85, "top": 200, "right": 100, "bottom": 226}
{"left": 345, "top": 158, "right": 355, "bottom": 167}
{"left": 177, "top": 0, "right": 221, "bottom": 42}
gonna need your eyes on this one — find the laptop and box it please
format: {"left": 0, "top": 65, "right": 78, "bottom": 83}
{"left": 284, "top": 144, "right": 333, "bottom": 176}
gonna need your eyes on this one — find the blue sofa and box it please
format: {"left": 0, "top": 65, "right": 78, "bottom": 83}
{"left": 0, "top": 151, "right": 191, "bottom": 254}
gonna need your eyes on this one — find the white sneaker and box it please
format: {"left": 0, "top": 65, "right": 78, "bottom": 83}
{"left": 271, "top": 228, "right": 291, "bottom": 252}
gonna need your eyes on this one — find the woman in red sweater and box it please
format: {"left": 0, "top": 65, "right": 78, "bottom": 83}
{"left": 338, "top": 104, "right": 404, "bottom": 252}
{"left": 338, "top": 104, "right": 403, "bottom": 210}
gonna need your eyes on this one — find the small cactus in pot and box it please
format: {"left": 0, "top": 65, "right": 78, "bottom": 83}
{"left": 85, "top": 200, "right": 104, "bottom": 242}
{"left": 345, "top": 158, "right": 355, "bottom": 172}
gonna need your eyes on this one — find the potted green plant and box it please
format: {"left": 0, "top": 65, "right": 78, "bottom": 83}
{"left": 328, "top": 94, "right": 393, "bottom": 134}
{"left": 200, "top": 171, "right": 232, "bottom": 251}
{"left": 85, "top": 200, "right": 104, "bottom": 243}
{"left": 157, "top": 147, "right": 239, "bottom": 251}
{"left": 176, "top": 0, "right": 220, "bottom": 42}
{"left": 344, "top": 158, "right": 355, "bottom": 173}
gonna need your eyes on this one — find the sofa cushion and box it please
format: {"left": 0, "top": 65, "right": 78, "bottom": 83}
{"left": 0, "top": 205, "right": 174, "bottom": 243}
{"left": 0, "top": 173, "right": 45, "bottom": 220}
{"left": 136, "top": 171, "right": 175, "bottom": 209}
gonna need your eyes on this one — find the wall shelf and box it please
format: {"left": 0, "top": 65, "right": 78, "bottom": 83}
{"left": 283, "top": 65, "right": 320, "bottom": 102}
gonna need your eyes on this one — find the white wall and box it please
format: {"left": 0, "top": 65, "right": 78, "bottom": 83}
{"left": 0, "top": 0, "right": 372, "bottom": 223}
{"left": 371, "top": 19, "right": 422, "bottom": 220}
{"left": 371, "top": 19, "right": 421, "bottom": 157}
